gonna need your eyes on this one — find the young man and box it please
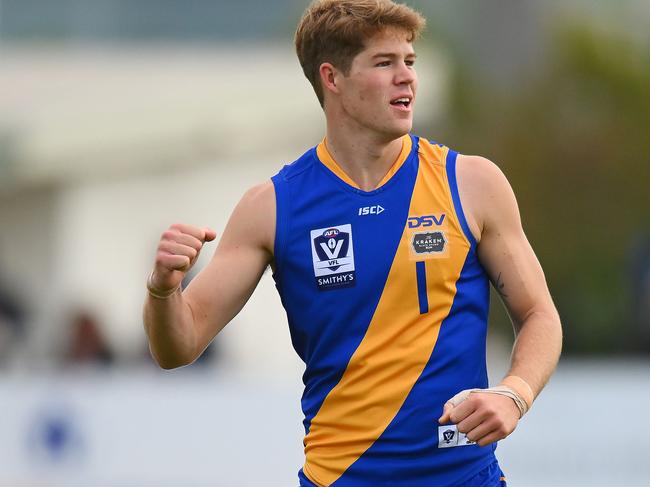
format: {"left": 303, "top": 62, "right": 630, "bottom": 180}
{"left": 143, "top": 1, "right": 562, "bottom": 485}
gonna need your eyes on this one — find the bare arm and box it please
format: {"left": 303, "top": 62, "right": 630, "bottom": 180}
{"left": 439, "top": 154, "right": 562, "bottom": 445}
{"left": 143, "top": 181, "right": 275, "bottom": 369}
{"left": 466, "top": 155, "right": 562, "bottom": 396}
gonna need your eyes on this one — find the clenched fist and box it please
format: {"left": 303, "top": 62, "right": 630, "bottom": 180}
{"left": 147, "top": 223, "right": 217, "bottom": 299}
{"left": 438, "top": 385, "right": 527, "bottom": 447}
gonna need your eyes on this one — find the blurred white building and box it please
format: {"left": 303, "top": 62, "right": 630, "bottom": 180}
{"left": 0, "top": 44, "right": 446, "bottom": 372}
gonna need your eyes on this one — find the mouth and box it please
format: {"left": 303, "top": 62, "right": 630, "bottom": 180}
{"left": 390, "top": 96, "right": 413, "bottom": 111}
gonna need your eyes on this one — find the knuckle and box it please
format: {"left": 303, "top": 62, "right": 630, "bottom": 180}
{"left": 191, "top": 237, "right": 204, "bottom": 251}
{"left": 161, "top": 230, "right": 177, "bottom": 241}
{"left": 490, "top": 419, "right": 503, "bottom": 432}
{"left": 472, "top": 394, "right": 485, "bottom": 404}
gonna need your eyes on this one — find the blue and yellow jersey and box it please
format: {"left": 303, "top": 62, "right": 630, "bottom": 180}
{"left": 271, "top": 134, "right": 495, "bottom": 486}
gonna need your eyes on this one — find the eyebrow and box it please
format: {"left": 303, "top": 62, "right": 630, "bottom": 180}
{"left": 371, "top": 52, "right": 417, "bottom": 59}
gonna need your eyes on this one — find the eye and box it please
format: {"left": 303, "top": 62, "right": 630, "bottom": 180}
{"left": 376, "top": 60, "right": 391, "bottom": 67}
{"left": 405, "top": 59, "right": 416, "bottom": 67}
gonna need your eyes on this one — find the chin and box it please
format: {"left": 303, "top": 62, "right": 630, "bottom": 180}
{"left": 383, "top": 121, "right": 412, "bottom": 140}
{"left": 363, "top": 115, "right": 412, "bottom": 141}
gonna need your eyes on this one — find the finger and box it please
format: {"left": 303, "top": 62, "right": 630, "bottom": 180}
{"left": 476, "top": 430, "right": 503, "bottom": 447}
{"left": 439, "top": 388, "right": 474, "bottom": 423}
{"left": 169, "top": 223, "right": 213, "bottom": 243}
{"left": 449, "top": 396, "right": 478, "bottom": 425}
{"left": 204, "top": 228, "right": 217, "bottom": 242}
{"left": 457, "top": 410, "right": 485, "bottom": 435}
{"left": 159, "top": 241, "right": 198, "bottom": 261}
{"left": 438, "top": 403, "right": 453, "bottom": 424}
{"left": 439, "top": 388, "right": 475, "bottom": 423}
{"left": 165, "top": 232, "right": 203, "bottom": 252}
{"left": 465, "top": 416, "right": 498, "bottom": 443}
{"left": 156, "top": 253, "right": 191, "bottom": 273}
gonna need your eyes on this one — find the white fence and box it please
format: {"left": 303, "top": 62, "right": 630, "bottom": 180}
{"left": 1, "top": 359, "right": 649, "bottom": 486}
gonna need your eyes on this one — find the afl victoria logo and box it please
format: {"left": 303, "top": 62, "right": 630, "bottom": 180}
{"left": 443, "top": 429, "right": 456, "bottom": 444}
{"left": 314, "top": 228, "right": 349, "bottom": 272}
{"left": 310, "top": 224, "right": 356, "bottom": 290}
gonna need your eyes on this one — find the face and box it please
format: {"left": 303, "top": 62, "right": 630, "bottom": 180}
{"left": 329, "top": 28, "right": 418, "bottom": 140}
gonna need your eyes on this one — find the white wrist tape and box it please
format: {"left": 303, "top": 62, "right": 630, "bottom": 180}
{"left": 500, "top": 375, "right": 535, "bottom": 410}
{"left": 475, "top": 386, "right": 529, "bottom": 418}
{"left": 444, "top": 383, "right": 532, "bottom": 419}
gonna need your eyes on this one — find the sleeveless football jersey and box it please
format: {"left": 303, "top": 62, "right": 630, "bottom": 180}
{"left": 271, "top": 134, "right": 496, "bottom": 487}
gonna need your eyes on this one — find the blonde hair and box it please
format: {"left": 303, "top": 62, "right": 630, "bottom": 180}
{"left": 295, "top": 0, "right": 426, "bottom": 106}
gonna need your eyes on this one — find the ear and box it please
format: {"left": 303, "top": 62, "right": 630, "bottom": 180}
{"left": 319, "top": 62, "right": 341, "bottom": 97}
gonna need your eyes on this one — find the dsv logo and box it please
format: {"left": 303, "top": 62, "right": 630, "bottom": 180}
{"left": 407, "top": 214, "right": 446, "bottom": 228}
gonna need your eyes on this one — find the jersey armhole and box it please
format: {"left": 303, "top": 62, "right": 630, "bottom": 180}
{"left": 446, "top": 149, "right": 478, "bottom": 250}
{"left": 271, "top": 172, "right": 289, "bottom": 285}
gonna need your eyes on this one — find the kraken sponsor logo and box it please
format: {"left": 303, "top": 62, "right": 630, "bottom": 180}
{"left": 412, "top": 231, "right": 446, "bottom": 254}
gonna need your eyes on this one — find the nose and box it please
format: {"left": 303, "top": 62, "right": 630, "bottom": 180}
{"left": 394, "top": 61, "right": 416, "bottom": 86}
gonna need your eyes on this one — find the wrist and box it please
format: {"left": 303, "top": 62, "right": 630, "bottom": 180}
{"left": 146, "top": 270, "right": 181, "bottom": 300}
{"left": 500, "top": 375, "right": 535, "bottom": 412}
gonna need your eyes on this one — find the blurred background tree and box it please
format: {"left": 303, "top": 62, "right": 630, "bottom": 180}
{"left": 430, "top": 20, "right": 650, "bottom": 354}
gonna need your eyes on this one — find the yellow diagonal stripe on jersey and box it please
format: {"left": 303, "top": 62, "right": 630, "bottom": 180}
{"left": 303, "top": 142, "right": 472, "bottom": 486}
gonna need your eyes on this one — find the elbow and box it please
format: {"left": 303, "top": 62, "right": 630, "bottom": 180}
{"left": 156, "top": 358, "right": 189, "bottom": 370}
{"left": 154, "top": 355, "right": 195, "bottom": 370}
{"left": 515, "top": 307, "right": 561, "bottom": 331}
{"left": 149, "top": 346, "right": 197, "bottom": 370}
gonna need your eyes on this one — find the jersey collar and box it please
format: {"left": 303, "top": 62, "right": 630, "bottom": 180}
{"left": 316, "top": 134, "right": 413, "bottom": 191}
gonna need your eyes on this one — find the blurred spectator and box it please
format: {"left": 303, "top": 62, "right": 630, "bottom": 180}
{"left": 64, "top": 311, "right": 114, "bottom": 367}
{"left": 0, "top": 278, "right": 26, "bottom": 368}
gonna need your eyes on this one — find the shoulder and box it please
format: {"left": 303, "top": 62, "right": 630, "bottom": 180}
{"left": 455, "top": 154, "right": 519, "bottom": 243}
{"left": 275, "top": 146, "right": 319, "bottom": 181}
{"left": 242, "top": 179, "right": 275, "bottom": 203}
{"left": 456, "top": 154, "right": 511, "bottom": 193}
{"left": 231, "top": 180, "right": 276, "bottom": 254}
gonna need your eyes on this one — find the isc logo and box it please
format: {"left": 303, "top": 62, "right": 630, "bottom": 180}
{"left": 358, "top": 205, "right": 385, "bottom": 216}
{"left": 407, "top": 214, "right": 446, "bottom": 228}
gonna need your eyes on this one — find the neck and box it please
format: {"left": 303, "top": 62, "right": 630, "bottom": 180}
{"left": 325, "top": 125, "right": 405, "bottom": 192}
